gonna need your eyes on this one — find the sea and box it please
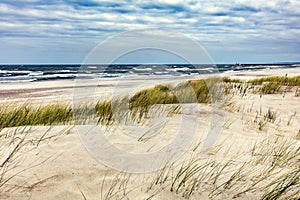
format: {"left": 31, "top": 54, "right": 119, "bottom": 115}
{"left": 0, "top": 64, "right": 299, "bottom": 83}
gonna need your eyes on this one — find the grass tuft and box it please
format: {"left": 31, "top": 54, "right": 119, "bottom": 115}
{"left": 0, "top": 104, "right": 73, "bottom": 128}
{"left": 260, "top": 82, "right": 281, "bottom": 94}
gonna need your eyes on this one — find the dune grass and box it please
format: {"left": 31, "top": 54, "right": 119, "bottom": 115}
{"left": 0, "top": 78, "right": 216, "bottom": 127}
{"left": 128, "top": 79, "right": 211, "bottom": 108}
{"left": 248, "top": 76, "right": 300, "bottom": 86}
{"left": 0, "top": 75, "right": 299, "bottom": 128}
{"left": 222, "top": 76, "right": 242, "bottom": 83}
{"left": 95, "top": 100, "right": 114, "bottom": 125}
{"left": 260, "top": 82, "right": 281, "bottom": 94}
{"left": 95, "top": 78, "right": 223, "bottom": 124}
{"left": 146, "top": 135, "right": 300, "bottom": 199}
{"left": 0, "top": 104, "right": 73, "bottom": 128}
{"left": 248, "top": 75, "right": 300, "bottom": 94}
{"left": 129, "top": 84, "right": 179, "bottom": 120}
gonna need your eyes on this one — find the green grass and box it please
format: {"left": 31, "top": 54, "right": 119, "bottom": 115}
{"left": 96, "top": 78, "right": 215, "bottom": 122}
{"left": 95, "top": 100, "right": 113, "bottom": 125}
{"left": 129, "top": 84, "right": 179, "bottom": 119}
{"left": 0, "top": 78, "right": 215, "bottom": 128}
{"left": 260, "top": 82, "right": 281, "bottom": 94}
{"left": 222, "top": 77, "right": 242, "bottom": 83}
{"left": 246, "top": 76, "right": 300, "bottom": 94}
{"left": 0, "top": 76, "right": 298, "bottom": 128}
{"left": 128, "top": 79, "right": 211, "bottom": 108}
{"left": 0, "top": 104, "right": 73, "bottom": 128}
{"left": 248, "top": 76, "right": 300, "bottom": 86}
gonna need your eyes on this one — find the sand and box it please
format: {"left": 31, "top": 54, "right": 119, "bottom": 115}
{"left": 0, "top": 67, "right": 299, "bottom": 199}
{"left": 1, "top": 67, "right": 299, "bottom": 104}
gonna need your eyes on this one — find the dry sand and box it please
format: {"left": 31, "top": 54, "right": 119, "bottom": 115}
{"left": 0, "top": 67, "right": 299, "bottom": 199}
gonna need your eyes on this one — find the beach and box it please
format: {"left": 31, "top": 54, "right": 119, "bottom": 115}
{"left": 1, "top": 66, "right": 299, "bottom": 103}
{"left": 0, "top": 67, "right": 300, "bottom": 199}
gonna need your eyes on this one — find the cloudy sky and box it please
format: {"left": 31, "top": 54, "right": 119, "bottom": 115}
{"left": 0, "top": 0, "right": 299, "bottom": 64}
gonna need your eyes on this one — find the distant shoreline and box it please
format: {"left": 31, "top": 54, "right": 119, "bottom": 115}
{"left": 0, "top": 63, "right": 299, "bottom": 84}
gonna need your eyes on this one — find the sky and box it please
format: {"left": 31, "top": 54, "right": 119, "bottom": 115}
{"left": 0, "top": 0, "right": 300, "bottom": 64}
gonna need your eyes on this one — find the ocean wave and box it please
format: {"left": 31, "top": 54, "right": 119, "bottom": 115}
{"left": 0, "top": 64, "right": 298, "bottom": 83}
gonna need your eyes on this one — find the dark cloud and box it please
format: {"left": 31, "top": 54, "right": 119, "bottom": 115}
{"left": 140, "top": 3, "right": 188, "bottom": 13}
{"left": 231, "top": 5, "right": 261, "bottom": 13}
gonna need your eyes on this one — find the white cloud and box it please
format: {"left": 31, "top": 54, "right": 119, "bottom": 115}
{"left": 0, "top": 0, "right": 299, "bottom": 63}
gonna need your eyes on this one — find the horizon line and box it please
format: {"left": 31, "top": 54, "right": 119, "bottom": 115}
{"left": 0, "top": 62, "right": 300, "bottom": 65}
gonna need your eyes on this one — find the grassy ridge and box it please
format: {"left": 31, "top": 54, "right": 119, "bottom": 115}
{"left": 0, "top": 76, "right": 299, "bottom": 128}
{"left": 248, "top": 75, "right": 300, "bottom": 86}
{"left": 129, "top": 79, "right": 211, "bottom": 107}
{"left": 0, "top": 79, "right": 213, "bottom": 127}
{"left": 95, "top": 80, "right": 212, "bottom": 123}
{"left": 247, "top": 76, "right": 300, "bottom": 94}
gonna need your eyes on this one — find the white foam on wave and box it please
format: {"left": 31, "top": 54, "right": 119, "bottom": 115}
{"left": 0, "top": 70, "right": 31, "bottom": 74}
{"left": 133, "top": 67, "right": 153, "bottom": 71}
{"left": 29, "top": 71, "right": 43, "bottom": 76}
{"left": 34, "top": 74, "right": 78, "bottom": 79}
{"left": 166, "top": 67, "right": 190, "bottom": 71}
{"left": 0, "top": 79, "right": 37, "bottom": 83}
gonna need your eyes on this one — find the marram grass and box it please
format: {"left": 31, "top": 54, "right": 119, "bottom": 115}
{"left": 0, "top": 76, "right": 299, "bottom": 128}
{"left": 248, "top": 76, "right": 300, "bottom": 94}
{"left": 0, "top": 104, "right": 73, "bottom": 128}
{"left": 248, "top": 75, "right": 300, "bottom": 86}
